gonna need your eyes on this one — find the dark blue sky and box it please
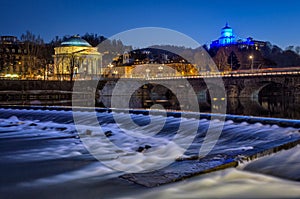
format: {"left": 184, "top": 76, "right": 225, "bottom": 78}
{"left": 1, "top": 0, "right": 299, "bottom": 48}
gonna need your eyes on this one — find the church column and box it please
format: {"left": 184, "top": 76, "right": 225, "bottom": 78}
{"left": 99, "top": 56, "right": 102, "bottom": 76}
{"left": 88, "top": 57, "right": 92, "bottom": 74}
{"left": 93, "top": 57, "right": 97, "bottom": 76}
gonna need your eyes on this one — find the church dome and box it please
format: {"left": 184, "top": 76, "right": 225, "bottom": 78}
{"left": 222, "top": 23, "right": 232, "bottom": 30}
{"left": 218, "top": 23, "right": 236, "bottom": 46}
{"left": 61, "top": 35, "right": 91, "bottom": 47}
{"left": 220, "top": 23, "right": 234, "bottom": 38}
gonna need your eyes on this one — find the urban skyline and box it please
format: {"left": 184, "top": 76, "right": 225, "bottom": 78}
{"left": 1, "top": 1, "right": 300, "bottom": 198}
{"left": 1, "top": 0, "right": 300, "bottom": 49}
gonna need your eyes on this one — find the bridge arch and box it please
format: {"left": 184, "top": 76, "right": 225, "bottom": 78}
{"left": 259, "top": 82, "right": 285, "bottom": 97}
{"left": 239, "top": 82, "right": 284, "bottom": 98}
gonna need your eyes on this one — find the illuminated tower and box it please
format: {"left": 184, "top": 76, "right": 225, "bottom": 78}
{"left": 219, "top": 23, "right": 236, "bottom": 46}
{"left": 123, "top": 51, "right": 130, "bottom": 64}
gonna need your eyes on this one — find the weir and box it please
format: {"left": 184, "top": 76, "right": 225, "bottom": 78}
{"left": 0, "top": 106, "right": 299, "bottom": 187}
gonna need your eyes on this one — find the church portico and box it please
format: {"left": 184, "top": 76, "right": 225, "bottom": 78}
{"left": 53, "top": 35, "right": 102, "bottom": 80}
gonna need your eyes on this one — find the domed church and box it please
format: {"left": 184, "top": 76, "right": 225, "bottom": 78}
{"left": 210, "top": 23, "right": 266, "bottom": 50}
{"left": 219, "top": 23, "right": 236, "bottom": 45}
{"left": 53, "top": 35, "right": 102, "bottom": 80}
{"left": 210, "top": 23, "right": 236, "bottom": 47}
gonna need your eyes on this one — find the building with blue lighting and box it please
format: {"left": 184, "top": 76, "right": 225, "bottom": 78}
{"left": 211, "top": 23, "right": 236, "bottom": 47}
{"left": 210, "top": 23, "right": 266, "bottom": 50}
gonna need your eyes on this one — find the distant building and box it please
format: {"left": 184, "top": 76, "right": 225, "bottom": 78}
{"left": 211, "top": 23, "right": 236, "bottom": 47}
{"left": 53, "top": 35, "right": 102, "bottom": 80}
{"left": 0, "top": 36, "right": 28, "bottom": 77}
{"left": 122, "top": 51, "right": 130, "bottom": 64}
{"left": 210, "top": 23, "right": 266, "bottom": 50}
{"left": 0, "top": 36, "right": 17, "bottom": 44}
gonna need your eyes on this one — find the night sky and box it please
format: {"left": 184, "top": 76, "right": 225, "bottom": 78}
{"left": 1, "top": 0, "right": 300, "bottom": 48}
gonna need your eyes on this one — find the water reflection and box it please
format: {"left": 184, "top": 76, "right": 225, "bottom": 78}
{"left": 0, "top": 95, "right": 299, "bottom": 120}
{"left": 227, "top": 96, "right": 300, "bottom": 119}
{"left": 140, "top": 96, "right": 300, "bottom": 120}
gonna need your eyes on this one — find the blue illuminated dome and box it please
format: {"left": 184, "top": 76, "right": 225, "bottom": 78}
{"left": 61, "top": 35, "right": 91, "bottom": 47}
{"left": 210, "top": 23, "right": 263, "bottom": 49}
{"left": 219, "top": 23, "right": 236, "bottom": 45}
{"left": 221, "top": 23, "right": 233, "bottom": 37}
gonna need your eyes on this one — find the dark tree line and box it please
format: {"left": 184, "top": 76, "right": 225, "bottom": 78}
{"left": 260, "top": 43, "right": 300, "bottom": 67}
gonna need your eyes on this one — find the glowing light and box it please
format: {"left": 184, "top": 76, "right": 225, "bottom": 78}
{"left": 210, "top": 23, "right": 255, "bottom": 48}
{"left": 4, "top": 74, "right": 19, "bottom": 78}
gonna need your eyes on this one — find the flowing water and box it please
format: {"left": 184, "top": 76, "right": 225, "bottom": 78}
{"left": 0, "top": 107, "right": 300, "bottom": 198}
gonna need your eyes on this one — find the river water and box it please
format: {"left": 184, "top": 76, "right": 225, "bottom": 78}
{"left": 0, "top": 107, "right": 299, "bottom": 198}
{"left": 2, "top": 95, "right": 299, "bottom": 119}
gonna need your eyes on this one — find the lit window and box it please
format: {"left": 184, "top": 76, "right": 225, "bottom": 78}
{"left": 12, "top": 49, "right": 15, "bottom": 53}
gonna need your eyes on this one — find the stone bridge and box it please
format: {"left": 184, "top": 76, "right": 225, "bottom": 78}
{"left": 0, "top": 73, "right": 299, "bottom": 109}
{"left": 95, "top": 73, "right": 300, "bottom": 107}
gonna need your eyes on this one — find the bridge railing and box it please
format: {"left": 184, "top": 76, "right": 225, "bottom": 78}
{"left": 139, "top": 69, "right": 300, "bottom": 80}
{"left": 1, "top": 67, "right": 300, "bottom": 81}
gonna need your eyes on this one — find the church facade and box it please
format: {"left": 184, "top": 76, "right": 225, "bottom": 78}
{"left": 210, "top": 23, "right": 266, "bottom": 50}
{"left": 53, "top": 35, "right": 102, "bottom": 80}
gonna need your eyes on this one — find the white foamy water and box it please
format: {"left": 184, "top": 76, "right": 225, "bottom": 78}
{"left": 0, "top": 116, "right": 85, "bottom": 162}
{"left": 0, "top": 108, "right": 300, "bottom": 199}
{"left": 241, "top": 145, "right": 300, "bottom": 181}
{"left": 133, "top": 168, "right": 300, "bottom": 199}
{"left": 18, "top": 162, "right": 118, "bottom": 187}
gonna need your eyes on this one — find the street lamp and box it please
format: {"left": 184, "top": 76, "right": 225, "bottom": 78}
{"left": 145, "top": 68, "right": 150, "bottom": 78}
{"left": 107, "top": 63, "right": 114, "bottom": 77}
{"left": 113, "top": 70, "right": 118, "bottom": 77}
{"left": 108, "top": 63, "right": 114, "bottom": 69}
{"left": 158, "top": 65, "right": 163, "bottom": 77}
{"left": 249, "top": 55, "right": 254, "bottom": 73}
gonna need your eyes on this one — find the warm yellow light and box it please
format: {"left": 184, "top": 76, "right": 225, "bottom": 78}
{"left": 4, "top": 74, "right": 19, "bottom": 78}
{"left": 249, "top": 55, "right": 253, "bottom": 59}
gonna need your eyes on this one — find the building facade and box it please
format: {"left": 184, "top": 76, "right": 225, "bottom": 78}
{"left": 53, "top": 35, "right": 102, "bottom": 80}
{"left": 210, "top": 23, "right": 266, "bottom": 50}
{"left": 0, "top": 36, "right": 28, "bottom": 78}
{"left": 0, "top": 35, "right": 52, "bottom": 79}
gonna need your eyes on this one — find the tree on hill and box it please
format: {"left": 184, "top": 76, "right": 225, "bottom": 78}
{"left": 260, "top": 43, "right": 300, "bottom": 67}
{"left": 227, "top": 51, "right": 240, "bottom": 70}
{"left": 20, "top": 31, "right": 46, "bottom": 77}
{"left": 295, "top": 46, "right": 300, "bottom": 54}
{"left": 81, "top": 33, "right": 106, "bottom": 47}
